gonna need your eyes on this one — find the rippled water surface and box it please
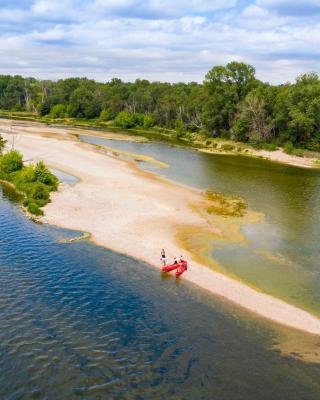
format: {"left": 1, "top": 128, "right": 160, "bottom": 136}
{"left": 1, "top": 186, "right": 320, "bottom": 399}
{"left": 79, "top": 135, "right": 320, "bottom": 315}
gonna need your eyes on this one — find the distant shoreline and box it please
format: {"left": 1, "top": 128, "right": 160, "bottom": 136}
{"left": 2, "top": 118, "right": 320, "bottom": 335}
{"left": 1, "top": 115, "right": 319, "bottom": 170}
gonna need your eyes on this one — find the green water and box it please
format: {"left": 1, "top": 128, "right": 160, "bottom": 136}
{"left": 79, "top": 135, "right": 320, "bottom": 316}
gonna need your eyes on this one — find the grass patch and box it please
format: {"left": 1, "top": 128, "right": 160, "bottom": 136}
{"left": 220, "top": 143, "right": 235, "bottom": 152}
{"left": 283, "top": 142, "right": 305, "bottom": 157}
{"left": 252, "top": 142, "right": 278, "bottom": 151}
{"left": 206, "top": 190, "right": 247, "bottom": 217}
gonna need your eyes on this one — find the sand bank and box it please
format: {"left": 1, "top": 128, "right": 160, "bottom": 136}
{"left": 201, "top": 147, "right": 319, "bottom": 169}
{"left": 2, "top": 120, "right": 320, "bottom": 335}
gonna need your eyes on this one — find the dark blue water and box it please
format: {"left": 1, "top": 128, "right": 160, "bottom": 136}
{"left": 1, "top": 186, "right": 320, "bottom": 399}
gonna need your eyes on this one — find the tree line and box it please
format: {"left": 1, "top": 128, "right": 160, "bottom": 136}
{"left": 0, "top": 61, "right": 320, "bottom": 150}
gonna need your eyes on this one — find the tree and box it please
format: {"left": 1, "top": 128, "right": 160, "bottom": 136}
{"left": 203, "top": 62, "right": 258, "bottom": 135}
{"left": 68, "top": 86, "right": 101, "bottom": 119}
{"left": 232, "top": 92, "right": 273, "bottom": 143}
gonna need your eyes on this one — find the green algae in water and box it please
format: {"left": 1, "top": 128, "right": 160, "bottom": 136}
{"left": 206, "top": 190, "right": 247, "bottom": 217}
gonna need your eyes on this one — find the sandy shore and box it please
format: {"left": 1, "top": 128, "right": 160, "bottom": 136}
{"left": 2, "top": 119, "right": 320, "bottom": 335}
{"left": 201, "top": 147, "right": 319, "bottom": 169}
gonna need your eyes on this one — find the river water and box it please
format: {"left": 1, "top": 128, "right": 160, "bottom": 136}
{"left": 2, "top": 177, "right": 320, "bottom": 398}
{"left": 79, "top": 135, "right": 320, "bottom": 317}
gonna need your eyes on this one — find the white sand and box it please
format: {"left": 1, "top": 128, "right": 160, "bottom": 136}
{"left": 2, "top": 119, "right": 320, "bottom": 335}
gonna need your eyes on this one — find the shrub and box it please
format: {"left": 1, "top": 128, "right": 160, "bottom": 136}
{"left": 49, "top": 104, "right": 67, "bottom": 119}
{"left": 221, "top": 144, "right": 235, "bottom": 151}
{"left": 176, "top": 130, "right": 186, "bottom": 140}
{"left": 100, "top": 109, "right": 111, "bottom": 121}
{"left": 34, "top": 161, "right": 58, "bottom": 188}
{"left": 253, "top": 142, "right": 278, "bottom": 151}
{"left": 27, "top": 202, "right": 44, "bottom": 216}
{"left": 29, "top": 182, "right": 50, "bottom": 201}
{"left": 143, "top": 115, "right": 155, "bottom": 128}
{"left": 283, "top": 142, "right": 294, "bottom": 154}
{"left": 0, "top": 150, "right": 23, "bottom": 173}
{"left": 283, "top": 142, "right": 304, "bottom": 157}
{"left": 23, "top": 198, "right": 31, "bottom": 207}
{"left": 114, "top": 111, "right": 136, "bottom": 128}
{"left": 293, "top": 148, "right": 304, "bottom": 157}
{"left": 38, "top": 102, "right": 51, "bottom": 116}
{"left": 13, "top": 165, "right": 35, "bottom": 184}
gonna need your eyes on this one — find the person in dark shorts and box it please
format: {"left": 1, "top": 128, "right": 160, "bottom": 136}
{"left": 160, "top": 249, "right": 167, "bottom": 266}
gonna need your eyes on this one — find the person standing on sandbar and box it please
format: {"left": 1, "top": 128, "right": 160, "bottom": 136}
{"left": 160, "top": 249, "right": 167, "bottom": 266}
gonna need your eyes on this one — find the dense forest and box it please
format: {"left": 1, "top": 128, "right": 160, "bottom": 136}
{"left": 0, "top": 61, "right": 320, "bottom": 151}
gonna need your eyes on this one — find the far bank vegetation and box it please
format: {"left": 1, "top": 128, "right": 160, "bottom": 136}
{"left": 0, "top": 61, "right": 320, "bottom": 155}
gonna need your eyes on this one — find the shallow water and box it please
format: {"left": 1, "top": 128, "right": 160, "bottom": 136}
{"left": 49, "top": 168, "right": 79, "bottom": 186}
{"left": 1, "top": 187, "right": 320, "bottom": 399}
{"left": 79, "top": 136, "right": 320, "bottom": 315}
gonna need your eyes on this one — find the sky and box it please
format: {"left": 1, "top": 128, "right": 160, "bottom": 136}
{"left": 0, "top": 0, "right": 319, "bottom": 84}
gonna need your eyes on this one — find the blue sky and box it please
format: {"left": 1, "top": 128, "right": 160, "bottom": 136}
{"left": 0, "top": 0, "right": 319, "bottom": 83}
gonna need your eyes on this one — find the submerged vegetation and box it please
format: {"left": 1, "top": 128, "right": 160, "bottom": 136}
{"left": 0, "top": 143, "right": 58, "bottom": 215}
{"left": 0, "top": 61, "right": 320, "bottom": 154}
{"left": 206, "top": 190, "right": 247, "bottom": 217}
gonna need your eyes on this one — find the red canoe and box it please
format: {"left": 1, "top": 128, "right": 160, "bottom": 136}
{"left": 175, "top": 261, "right": 188, "bottom": 277}
{"left": 162, "top": 262, "right": 180, "bottom": 272}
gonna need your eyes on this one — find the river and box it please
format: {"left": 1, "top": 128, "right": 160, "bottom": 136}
{"left": 79, "top": 135, "right": 320, "bottom": 317}
{"left": 2, "top": 182, "right": 320, "bottom": 398}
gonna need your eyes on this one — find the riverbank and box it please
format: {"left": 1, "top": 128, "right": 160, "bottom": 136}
{"left": 1, "top": 115, "right": 319, "bottom": 170}
{"left": 2, "top": 120, "right": 320, "bottom": 335}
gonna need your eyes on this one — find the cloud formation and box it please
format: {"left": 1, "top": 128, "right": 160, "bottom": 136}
{"left": 0, "top": 0, "right": 319, "bottom": 83}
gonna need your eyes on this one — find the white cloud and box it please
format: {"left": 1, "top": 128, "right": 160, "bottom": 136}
{"left": 0, "top": 0, "right": 319, "bottom": 84}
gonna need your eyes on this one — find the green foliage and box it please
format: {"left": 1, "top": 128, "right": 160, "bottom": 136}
{"left": 49, "top": 104, "right": 67, "bottom": 118}
{"left": 252, "top": 142, "right": 278, "bottom": 151}
{"left": 34, "top": 161, "right": 58, "bottom": 189}
{"left": 114, "top": 111, "right": 145, "bottom": 128}
{"left": 68, "top": 85, "right": 101, "bottom": 119}
{"left": 143, "top": 114, "right": 155, "bottom": 128}
{"left": 0, "top": 150, "right": 23, "bottom": 173}
{"left": 0, "top": 134, "right": 6, "bottom": 155}
{"left": 0, "top": 63, "right": 320, "bottom": 152}
{"left": 29, "top": 182, "right": 50, "bottom": 201}
{"left": 0, "top": 152, "right": 58, "bottom": 215}
{"left": 27, "top": 202, "right": 44, "bottom": 216}
{"left": 232, "top": 90, "right": 274, "bottom": 143}
{"left": 221, "top": 144, "right": 235, "bottom": 151}
{"left": 114, "top": 111, "right": 135, "bottom": 128}
{"left": 38, "top": 102, "right": 51, "bottom": 116}
{"left": 99, "top": 109, "right": 111, "bottom": 121}
{"left": 283, "top": 142, "right": 304, "bottom": 157}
